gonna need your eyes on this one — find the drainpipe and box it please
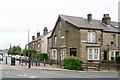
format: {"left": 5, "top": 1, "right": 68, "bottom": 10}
{"left": 100, "top": 31, "right": 103, "bottom": 63}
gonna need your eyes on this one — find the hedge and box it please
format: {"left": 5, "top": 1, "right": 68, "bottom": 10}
{"left": 63, "top": 56, "right": 83, "bottom": 70}
{"left": 115, "top": 56, "right": 120, "bottom": 64}
{"left": 38, "top": 53, "right": 48, "bottom": 61}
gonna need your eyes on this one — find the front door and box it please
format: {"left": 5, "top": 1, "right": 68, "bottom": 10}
{"left": 70, "top": 48, "right": 77, "bottom": 56}
{"left": 104, "top": 51, "right": 107, "bottom": 60}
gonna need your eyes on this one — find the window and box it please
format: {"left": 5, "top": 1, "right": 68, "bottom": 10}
{"left": 51, "top": 50, "right": 57, "bottom": 60}
{"left": 48, "top": 38, "right": 51, "bottom": 46}
{"left": 50, "top": 50, "right": 52, "bottom": 59}
{"left": 61, "top": 49, "right": 67, "bottom": 60}
{"left": 54, "top": 36, "right": 57, "bottom": 46}
{"left": 109, "top": 51, "right": 120, "bottom": 61}
{"left": 88, "top": 32, "right": 96, "bottom": 43}
{"left": 50, "top": 49, "right": 57, "bottom": 60}
{"left": 53, "top": 50, "right": 56, "bottom": 60}
{"left": 37, "top": 44, "right": 40, "bottom": 48}
{"left": 94, "top": 49, "right": 98, "bottom": 59}
{"left": 88, "top": 48, "right": 99, "bottom": 60}
{"left": 111, "top": 34, "right": 116, "bottom": 45}
{"left": 89, "top": 49, "right": 93, "bottom": 60}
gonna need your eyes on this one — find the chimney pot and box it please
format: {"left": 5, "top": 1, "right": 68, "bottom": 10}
{"left": 87, "top": 14, "right": 92, "bottom": 22}
{"left": 103, "top": 14, "right": 109, "bottom": 18}
{"left": 32, "top": 36, "right": 35, "bottom": 40}
{"left": 37, "top": 32, "right": 40, "bottom": 38}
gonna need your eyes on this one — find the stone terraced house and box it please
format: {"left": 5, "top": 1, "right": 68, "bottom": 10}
{"left": 48, "top": 14, "right": 120, "bottom": 64}
{"left": 26, "top": 27, "right": 52, "bottom": 54}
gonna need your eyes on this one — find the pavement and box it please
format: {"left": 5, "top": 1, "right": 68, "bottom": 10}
{"left": 0, "top": 60, "right": 73, "bottom": 72}
{"left": 0, "top": 61, "right": 119, "bottom": 73}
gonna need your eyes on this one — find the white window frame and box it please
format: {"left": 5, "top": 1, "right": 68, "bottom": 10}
{"left": 61, "top": 49, "right": 67, "bottom": 60}
{"left": 48, "top": 38, "right": 51, "bottom": 47}
{"left": 37, "top": 44, "right": 40, "bottom": 48}
{"left": 54, "top": 36, "right": 57, "bottom": 46}
{"left": 88, "top": 48, "right": 100, "bottom": 60}
{"left": 109, "top": 50, "right": 120, "bottom": 61}
{"left": 50, "top": 50, "right": 52, "bottom": 59}
{"left": 88, "top": 32, "right": 96, "bottom": 43}
{"left": 110, "top": 34, "right": 116, "bottom": 45}
{"left": 51, "top": 49, "right": 57, "bottom": 60}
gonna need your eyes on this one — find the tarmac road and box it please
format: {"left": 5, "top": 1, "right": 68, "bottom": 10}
{"left": 2, "top": 69, "right": 118, "bottom": 78}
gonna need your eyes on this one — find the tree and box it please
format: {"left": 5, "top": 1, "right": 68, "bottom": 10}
{"left": 8, "top": 45, "right": 14, "bottom": 55}
{"left": 8, "top": 45, "right": 21, "bottom": 55}
{"left": 14, "top": 45, "right": 21, "bottom": 55}
{"left": 22, "top": 49, "right": 36, "bottom": 57}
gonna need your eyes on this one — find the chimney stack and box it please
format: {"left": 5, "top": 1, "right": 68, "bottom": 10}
{"left": 87, "top": 14, "right": 92, "bottom": 22}
{"left": 37, "top": 32, "right": 40, "bottom": 38}
{"left": 32, "top": 36, "right": 35, "bottom": 40}
{"left": 43, "top": 27, "right": 48, "bottom": 35}
{"left": 102, "top": 14, "right": 111, "bottom": 25}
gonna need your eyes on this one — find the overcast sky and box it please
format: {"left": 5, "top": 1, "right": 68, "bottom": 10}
{"left": 0, "top": 0, "right": 119, "bottom": 49}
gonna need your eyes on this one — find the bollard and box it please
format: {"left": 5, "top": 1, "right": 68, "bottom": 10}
{"left": 11, "top": 57, "right": 15, "bottom": 66}
{"left": 21, "top": 61, "right": 23, "bottom": 66}
{"left": 36, "top": 61, "right": 37, "bottom": 66}
{"left": 25, "top": 61, "right": 27, "bottom": 65}
{"left": 38, "top": 61, "right": 40, "bottom": 66}
{"left": 44, "top": 59, "right": 46, "bottom": 66}
{"left": 32, "top": 61, "right": 33, "bottom": 66}
{"left": 6, "top": 57, "right": 7, "bottom": 64}
{"left": 50, "top": 59, "right": 52, "bottom": 65}
{"left": 19, "top": 60, "right": 21, "bottom": 65}
{"left": 38, "top": 59, "right": 40, "bottom": 66}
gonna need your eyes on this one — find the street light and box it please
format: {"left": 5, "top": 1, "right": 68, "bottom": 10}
{"left": 28, "top": 30, "right": 31, "bottom": 68}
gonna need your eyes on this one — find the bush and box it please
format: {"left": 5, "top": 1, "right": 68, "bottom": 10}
{"left": 38, "top": 53, "right": 48, "bottom": 61}
{"left": 63, "top": 56, "right": 83, "bottom": 70}
{"left": 115, "top": 56, "right": 120, "bottom": 64}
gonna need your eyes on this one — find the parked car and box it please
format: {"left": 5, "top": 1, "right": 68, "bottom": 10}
{"left": 15, "top": 55, "right": 21, "bottom": 61}
{"left": 0, "top": 55, "right": 3, "bottom": 61}
{"left": 20, "top": 56, "right": 29, "bottom": 63}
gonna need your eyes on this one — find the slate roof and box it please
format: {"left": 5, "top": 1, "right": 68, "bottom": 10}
{"left": 28, "top": 30, "right": 52, "bottom": 44}
{"left": 60, "top": 14, "right": 119, "bottom": 33}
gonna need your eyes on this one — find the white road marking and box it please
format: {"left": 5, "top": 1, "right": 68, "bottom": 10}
{"left": 30, "top": 76, "right": 36, "bottom": 78}
{"left": 17, "top": 75, "right": 22, "bottom": 77}
{"left": 23, "top": 75, "right": 27, "bottom": 77}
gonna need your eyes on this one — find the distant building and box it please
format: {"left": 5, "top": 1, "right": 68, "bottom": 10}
{"left": 48, "top": 14, "right": 120, "bottom": 64}
{"left": 26, "top": 27, "right": 52, "bottom": 54}
{"left": 0, "top": 49, "right": 8, "bottom": 56}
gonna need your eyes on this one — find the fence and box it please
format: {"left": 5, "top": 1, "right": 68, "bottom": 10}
{"left": 82, "top": 62, "right": 120, "bottom": 71}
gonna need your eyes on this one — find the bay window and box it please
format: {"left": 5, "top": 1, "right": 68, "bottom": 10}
{"left": 109, "top": 51, "right": 119, "bottom": 61}
{"left": 61, "top": 49, "right": 67, "bottom": 60}
{"left": 88, "top": 48, "right": 99, "bottom": 60}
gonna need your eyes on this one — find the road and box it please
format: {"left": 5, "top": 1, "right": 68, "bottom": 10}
{"left": 2, "top": 69, "right": 119, "bottom": 78}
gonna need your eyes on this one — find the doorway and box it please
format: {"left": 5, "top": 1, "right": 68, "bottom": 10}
{"left": 70, "top": 48, "right": 77, "bottom": 56}
{"left": 104, "top": 51, "right": 107, "bottom": 60}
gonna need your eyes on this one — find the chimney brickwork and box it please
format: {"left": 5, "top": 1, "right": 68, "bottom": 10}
{"left": 37, "top": 32, "right": 40, "bottom": 38}
{"left": 87, "top": 14, "right": 92, "bottom": 22}
{"left": 32, "top": 36, "right": 35, "bottom": 40}
{"left": 102, "top": 14, "right": 111, "bottom": 25}
{"left": 43, "top": 27, "right": 48, "bottom": 35}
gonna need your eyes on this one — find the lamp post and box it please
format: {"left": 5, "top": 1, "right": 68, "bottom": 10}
{"left": 28, "top": 30, "right": 31, "bottom": 68}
